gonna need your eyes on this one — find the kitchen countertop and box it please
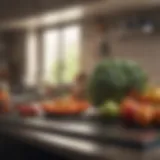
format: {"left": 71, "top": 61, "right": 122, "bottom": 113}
{"left": 0, "top": 115, "right": 159, "bottom": 160}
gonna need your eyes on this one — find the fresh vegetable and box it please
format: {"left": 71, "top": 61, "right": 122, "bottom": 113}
{"left": 100, "top": 101, "right": 119, "bottom": 117}
{"left": 42, "top": 101, "right": 54, "bottom": 113}
{"left": 88, "top": 59, "right": 148, "bottom": 106}
{"left": 42, "top": 97, "right": 90, "bottom": 115}
{"left": 135, "top": 105, "right": 154, "bottom": 126}
{"left": 133, "top": 85, "right": 153, "bottom": 103}
{"left": 120, "top": 98, "right": 139, "bottom": 123}
{"left": 17, "top": 103, "right": 42, "bottom": 117}
{"left": 134, "top": 86, "right": 160, "bottom": 104}
{"left": 150, "top": 88, "right": 160, "bottom": 103}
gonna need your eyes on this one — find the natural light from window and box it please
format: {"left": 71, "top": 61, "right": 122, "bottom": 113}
{"left": 24, "top": 30, "right": 38, "bottom": 86}
{"left": 42, "top": 29, "right": 59, "bottom": 84}
{"left": 62, "top": 26, "right": 81, "bottom": 83}
{"left": 42, "top": 25, "right": 81, "bottom": 85}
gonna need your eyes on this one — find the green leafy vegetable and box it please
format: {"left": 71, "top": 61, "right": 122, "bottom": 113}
{"left": 88, "top": 59, "right": 148, "bottom": 106}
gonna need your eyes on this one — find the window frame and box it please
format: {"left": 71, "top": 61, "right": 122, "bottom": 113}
{"left": 39, "top": 23, "right": 82, "bottom": 86}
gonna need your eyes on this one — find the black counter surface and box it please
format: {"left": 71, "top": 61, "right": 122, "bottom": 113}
{"left": 0, "top": 115, "right": 159, "bottom": 160}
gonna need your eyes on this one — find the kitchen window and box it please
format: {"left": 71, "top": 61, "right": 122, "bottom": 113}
{"left": 42, "top": 29, "right": 60, "bottom": 84}
{"left": 25, "top": 24, "right": 81, "bottom": 86}
{"left": 42, "top": 25, "right": 81, "bottom": 85}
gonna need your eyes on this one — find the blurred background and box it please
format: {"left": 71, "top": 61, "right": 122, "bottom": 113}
{"left": 0, "top": 0, "right": 160, "bottom": 160}
{"left": 1, "top": 0, "right": 160, "bottom": 92}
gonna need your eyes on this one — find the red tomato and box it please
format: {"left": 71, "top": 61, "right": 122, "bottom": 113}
{"left": 121, "top": 98, "right": 139, "bottom": 122}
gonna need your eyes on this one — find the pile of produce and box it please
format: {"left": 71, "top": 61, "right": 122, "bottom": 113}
{"left": 42, "top": 96, "right": 90, "bottom": 115}
{"left": 88, "top": 58, "right": 160, "bottom": 127}
{"left": 16, "top": 96, "right": 90, "bottom": 117}
{"left": 100, "top": 91, "right": 160, "bottom": 127}
{"left": 16, "top": 72, "right": 90, "bottom": 117}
